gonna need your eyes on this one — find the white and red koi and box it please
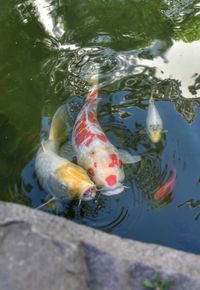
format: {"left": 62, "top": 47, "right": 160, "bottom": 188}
{"left": 72, "top": 75, "right": 140, "bottom": 196}
{"left": 153, "top": 165, "right": 176, "bottom": 200}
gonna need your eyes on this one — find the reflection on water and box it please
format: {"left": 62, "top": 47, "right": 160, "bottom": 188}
{"left": 138, "top": 40, "right": 200, "bottom": 99}
{"left": 178, "top": 199, "right": 200, "bottom": 220}
{"left": 0, "top": 0, "right": 200, "bottom": 253}
{"left": 32, "top": 0, "right": 65, "bottom": 39}
{"left": 17, "top": 0, "right": 64, "bottom": 38}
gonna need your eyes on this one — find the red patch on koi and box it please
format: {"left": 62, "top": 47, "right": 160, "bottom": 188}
{"left": 154, "top": 167, "right": 176, "bottom": 200}
{"left": 88, "top": 167, "right": 95, "bottom": 176}
{"left": 76, "top": 122, "right": 86, "bottom": 134}
{"left": 76, "top": 133, "right": 107, "bottom": 147}
{"left": 85, "top": 135, "right": 95, "bottom": 147}
{"left": 94, "top": 162, "right": 97, "bottom": 168}
{"left": 109, "top": 154, "right": 120, "bottom": 168}
{"left": 74, "top": 89, "right": 107, "bottom": 147}
{"left": 88, "top": 111, "right": 97, "bottom": 123}
{"left": 77, "top": 112, "right": 86, "bottom": 123}
{"left": 75, "top": 128, "right": 90, "bottom": 146}
{"left": 89, "top": 88, "right": 97, "bottom": 99}
{"left": 97, "top": 134, "right": 108, "bottom": 142}
{"left": 106, "top": 175, "right": 117, "bottom": 186}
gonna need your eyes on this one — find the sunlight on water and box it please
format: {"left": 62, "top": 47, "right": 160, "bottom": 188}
{"left": 139, "top": 40, "right": 200, "bottom": 99}
{"left": 33, "top": 0, "right": 65, "bottom": 39}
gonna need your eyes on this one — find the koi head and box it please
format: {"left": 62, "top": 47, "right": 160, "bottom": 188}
{"left": 82, "top": 146, "right": 125, "bottom": 195}
{"left": 148, "top": 124, "right": 162, "bottom": 143}
{"left": 48, "top": 163, "right": 96, "bottom": 201}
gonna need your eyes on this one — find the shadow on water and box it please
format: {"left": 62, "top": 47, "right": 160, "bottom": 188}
{"left": 1, "top": 0, "right": 200, "bottom": 253}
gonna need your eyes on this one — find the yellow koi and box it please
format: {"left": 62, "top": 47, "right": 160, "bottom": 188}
{"left": 35, "top": 104, "right": 96, "bottom": 201}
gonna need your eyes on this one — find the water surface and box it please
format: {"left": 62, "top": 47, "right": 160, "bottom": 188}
{"left": 1, "top": 0, "right": 200, "bottom": 253}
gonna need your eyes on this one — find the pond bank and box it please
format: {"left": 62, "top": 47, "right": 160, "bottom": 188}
{"left": 0, "top": 201, "right": 199, "bottom": 290}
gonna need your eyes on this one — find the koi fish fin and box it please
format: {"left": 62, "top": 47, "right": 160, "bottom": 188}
{"left": 41, "top": 139, "right": 52, "bottom": 153}
{"left": 49, "top": 104, "right": 71, "bottom": 144}
{"left": 118, "top": 149, "right": 141, "bottom": 164}
{"left": 149, "top": 97, "right": 154, "bottom": 104}
{"left": 87, "top": 64, "right": 100, "bottom": 86}
{"left": 41, "top": 139, "right": 47, "bottom": 152}
{"left": 41, "top": 139, "right": 56, "bottom": 154}
{"left": 59, "top": 142, "right": 76, "bottom": 161}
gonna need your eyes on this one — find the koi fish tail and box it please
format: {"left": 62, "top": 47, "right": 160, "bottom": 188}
{"left": 150, "top": 87, "right": 156, "bottom": 101}
{"left": 86, "top": 65, "right": 99, "bottom": 103}
{"left": 149, "top": 94, "right": 154, "bottom": 105}
{"left": 87, "top": 65, "right": 99, "bottom": 86}
{"left": 87, "top": 86, "right": 99, "bottom": 104}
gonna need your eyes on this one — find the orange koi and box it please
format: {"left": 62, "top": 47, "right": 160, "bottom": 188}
{"left": 154, "top": 166, "right": 176, "bottom": 200}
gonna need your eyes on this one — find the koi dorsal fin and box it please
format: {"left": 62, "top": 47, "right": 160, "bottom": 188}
{"left": 59, "top": 143, "right": 76, "bottom": 161}
{"left": 49, "top": 104, "right": 71, "bottom": 145}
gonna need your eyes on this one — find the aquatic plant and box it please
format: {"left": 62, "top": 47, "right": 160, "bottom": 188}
{"left": 143, "top": 275, "right": 172, "bottom": 290}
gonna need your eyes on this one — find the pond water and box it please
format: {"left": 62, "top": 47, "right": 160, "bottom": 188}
{"left": 1, "top": 0, "right": 200, "bottom": 254}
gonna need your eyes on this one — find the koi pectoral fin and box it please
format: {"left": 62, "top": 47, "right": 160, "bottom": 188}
{"left": 59, "top": 142, "right": 76, "bottom": 161}
{"left": 118, "top": 149, "right": 141, "bottom": 164}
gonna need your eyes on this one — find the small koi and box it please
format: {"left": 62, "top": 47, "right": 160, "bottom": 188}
{"left": 153, "top": 165, "right": 176, "bottom": 200}
{"left": 146, "top": 97, "right": 163, "bottom": 143}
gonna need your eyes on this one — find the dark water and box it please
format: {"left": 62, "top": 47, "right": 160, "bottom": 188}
{"left": 1, "top": 0, "right": 200, "bottom": 253}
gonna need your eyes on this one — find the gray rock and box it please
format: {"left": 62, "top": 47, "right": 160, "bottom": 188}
{"left": 0, "top": 221, "right": 88, "bottom": 290}
{"left": 0, "top": 202, "right": 199, "bottom": 290}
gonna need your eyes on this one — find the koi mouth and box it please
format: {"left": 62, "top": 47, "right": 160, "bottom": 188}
{"left": 149, "top": 128, "right": 162, "bottom": 143}
{"left": 100, "top": 184, "right": 124, "bottom": 196}
{"left": 81, "top": 186, "right": 96, "bottom": 201}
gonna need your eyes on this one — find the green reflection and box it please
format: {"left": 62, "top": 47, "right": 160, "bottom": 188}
{"left": 61, "top": 0, "right": 172, "bottom": 50}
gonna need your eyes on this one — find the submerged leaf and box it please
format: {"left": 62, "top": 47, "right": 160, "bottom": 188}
{"left": 143, "top": 279, "right": 156, "bottom": 288}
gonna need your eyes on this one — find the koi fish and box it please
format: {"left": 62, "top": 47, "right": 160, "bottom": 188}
{"left": 153, "top": 166, "right": 176, "bottom": 200}
{"left": 146, "top": 98, "right": 163, "bottom": 143}
{"left": 72, "top": 71, "right": 141, "bottom": 196}
{"left": 35, "top": 104, "right": 96, "bottom": 202}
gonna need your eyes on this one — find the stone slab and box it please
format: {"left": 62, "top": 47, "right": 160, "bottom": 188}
{"left": 0, "top": 202, "right": 199, "bottom": 290}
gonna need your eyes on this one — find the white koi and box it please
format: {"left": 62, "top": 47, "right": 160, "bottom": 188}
{"left": 146, "top": 98, "right": 163, "bottom": 143}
